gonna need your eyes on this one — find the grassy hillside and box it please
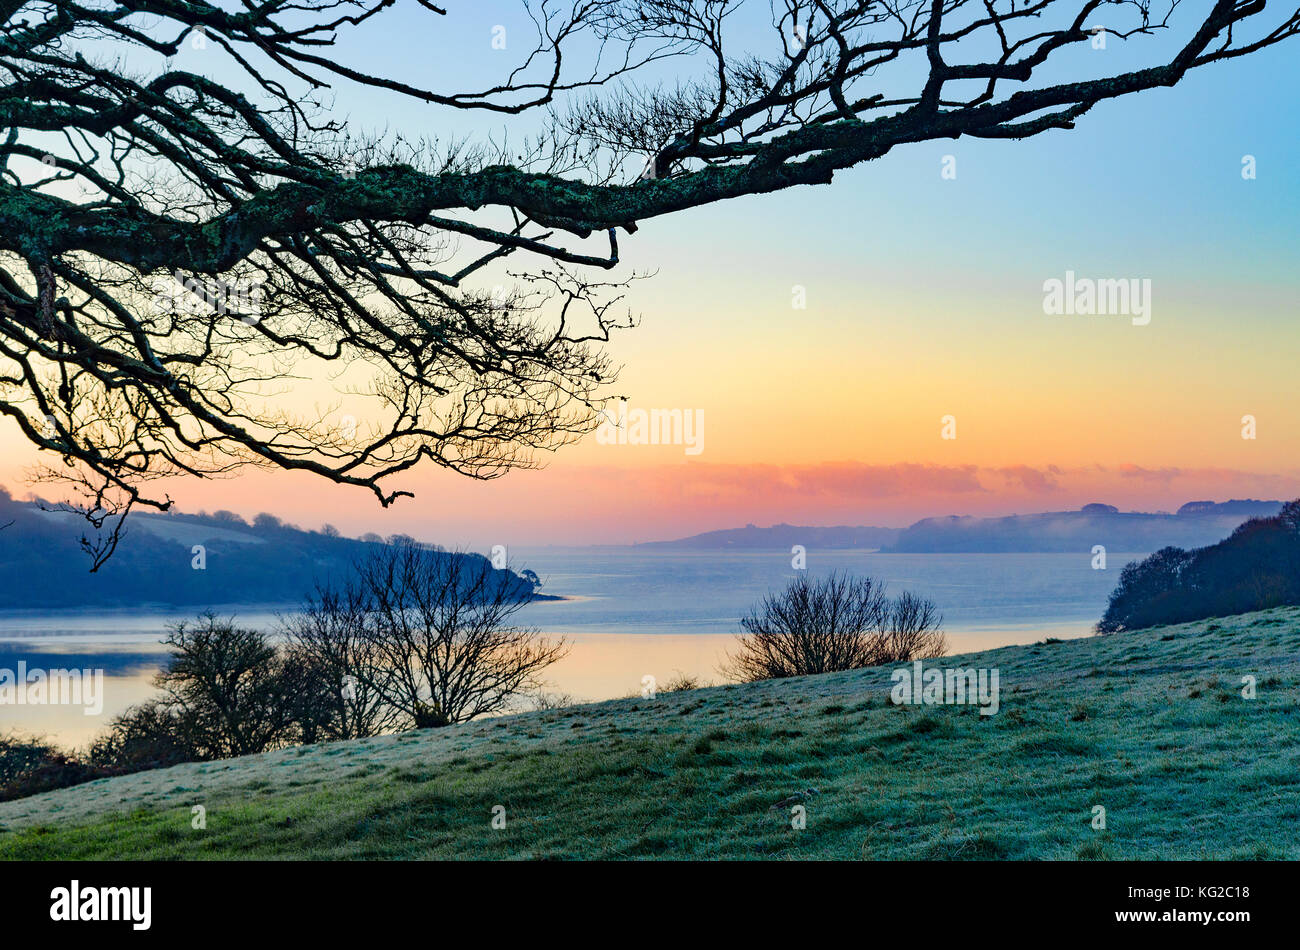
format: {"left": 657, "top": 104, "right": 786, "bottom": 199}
{"left": 3, "top": 608, "right": 1299, "bottom": 860}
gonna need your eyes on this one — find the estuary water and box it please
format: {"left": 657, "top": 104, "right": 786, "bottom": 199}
{"left": 0, "top": 548, "right": 1140, "bottom": 747}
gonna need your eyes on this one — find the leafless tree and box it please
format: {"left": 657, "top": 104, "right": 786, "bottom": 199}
{"left": 154, "top": 613, "right": 307, "bottom": 758}
{"left": 282, "top": 585, "right": 403, "bottom": 740}
{"left": 339, "top": 540, "right": 566, "bottom": 727}
{"left": 723, "top": 572, "right": 946, "bottom": 680}
{"left": 2, "top": 1, "right": 1295, "bottom": 565}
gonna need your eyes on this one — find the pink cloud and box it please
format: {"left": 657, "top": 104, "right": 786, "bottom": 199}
{"left": 42, "top": 459, "right": 1292, "bottom": 547}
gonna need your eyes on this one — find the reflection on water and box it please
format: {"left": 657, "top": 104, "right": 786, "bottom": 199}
{"left": 0, "top": 549, "right": 1137, "bottom": 748}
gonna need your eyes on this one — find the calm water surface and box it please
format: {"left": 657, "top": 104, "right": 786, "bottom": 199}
{"left": 0, "top": 548, "right": 1140, "bottom": 747}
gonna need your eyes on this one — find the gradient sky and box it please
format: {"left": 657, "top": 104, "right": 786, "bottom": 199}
{"left": 3, "top": 3, "right": 1298, "bottom": 546}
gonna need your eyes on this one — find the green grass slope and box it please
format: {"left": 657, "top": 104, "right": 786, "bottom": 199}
{"left": 3, "top": 608, "right": 1299, "bottom": 860}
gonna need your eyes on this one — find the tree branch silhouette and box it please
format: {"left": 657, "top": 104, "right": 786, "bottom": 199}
{"left": 0, "top": 0, "right": 1294, "bottom": 566}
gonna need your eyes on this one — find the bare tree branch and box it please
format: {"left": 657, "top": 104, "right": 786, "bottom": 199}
{"left": 0, "top": 0, "right": 1293, "bottom": 563}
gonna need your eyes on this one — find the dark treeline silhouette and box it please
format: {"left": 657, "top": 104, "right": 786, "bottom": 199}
{"left": 0, "top": 488, "right": 543, "bottom": 609}
{"left": 1098, "top": 500, "right": 1300, "bottom": 633}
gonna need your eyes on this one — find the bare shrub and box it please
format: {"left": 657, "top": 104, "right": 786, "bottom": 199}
{"left": 527, "top": 691, "right": 577, "bottom": 711}
{"left": 662, "top": 671, "right": 708, "bottom": 692}
{"left": 882, "top": 591, "right": 948, "bottom": 665}
{"left": 88, "top": 700, "right": 200, "bottom": 771}
{"left": 0, "top": 732, "right": 110, "bottom": 802}
{"left": 723, "top": 573, "right": 946, "bottom": 681}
